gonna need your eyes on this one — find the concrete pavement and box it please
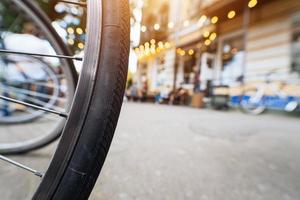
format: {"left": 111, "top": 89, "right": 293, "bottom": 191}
{"left": 1, "top": 103, "right": 300, "bottom": 200}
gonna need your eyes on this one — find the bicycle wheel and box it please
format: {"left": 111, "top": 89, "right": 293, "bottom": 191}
{"left": 1, "top": 0, "right": 130, "bottom": 199}
{"left": 0, "top": 0, "right": 78, "bottom": 154}
{"left": 240, "top": 87, "right": 267, "bottom": 115}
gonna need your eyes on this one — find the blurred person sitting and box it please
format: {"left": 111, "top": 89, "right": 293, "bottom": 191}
{"left": 169, "top": 84, "right": 189, "bottom": 105}
{"left": 155, "top": 85, "right": 172, "bottom": 104}
{"left": 128, "top": 83, "right": 139, "bottom": 101}
{"left": 140, "top": 81, "right": 148, "bottom": 102}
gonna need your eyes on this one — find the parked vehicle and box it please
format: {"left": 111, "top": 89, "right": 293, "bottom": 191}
{"left": 240, "top": 71, "right": 300, "bottom": 115}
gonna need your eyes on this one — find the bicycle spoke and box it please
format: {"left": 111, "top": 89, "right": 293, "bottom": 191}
{"left": 0, "top": 49, "right": 83, "bottom": 61}
{"left": 0, "top": 155, "right": 43, "bottom": 178}
{"left": 28, "top": 82, "right": 63, "bottom": 89}
{"left": 0, "top": 98, "right": 66, "bottom": 116}
{"left": 6, "top": 81, "right": 63, "bottom": 90}
{"left": 0, "top": 95, "right": 68, "bottom": 118}
{"left": 20, "top": 95, "right": 66, "bottom": 112}
{"left": 4, "top": 77, "right": 68, "bottom": 89}
{"left": 0, "top": 84, "right": 67, "bottom": 103}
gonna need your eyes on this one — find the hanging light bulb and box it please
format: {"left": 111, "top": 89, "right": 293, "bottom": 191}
{"left": 204, "top": 39, "right": 211, "bottom": 46}
{"left": 165, "top": 42, "right": 171, "bottom": 49}
{"left": 248, "top": 0, "right": 258, "bottom": 8}
{"left": 78, "top": 42, "right": 84, "bottom": 49}
{"left": 168, "top": 22, "right": 174, "bottom": 29}
{"left": 211, "top": 16, "right": 218, "bottom": 24}
{"left": 67, "top": 27, "right": 74, "bottom": 34}
{"left": 209, "top": 33, "right": 217, "bottom": 41}
{"left": 198, "top": 15, "right": 207, "bottom": 26}
{"left": 228, "top": 10, "right": 236, "bottom": 19}
{"left": 203, "top": 31, "right": 210, "bottom": 38}
{"left": 183, "top": 20, "right": 190, "bottom": 27}
{"left": 154, "top": 23, "right": 160, "bottom": 31}
{"left": 76, "top": 27, "right": 83, "bottom": 35}
{"left": 67, "top": 38, "right": 75, "bottom": 45}
{"left": 141, "top": 25, "right": 147, "bottom": 32}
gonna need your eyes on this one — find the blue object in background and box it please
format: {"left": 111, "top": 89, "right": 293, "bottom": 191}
{"left": 230, "top": 95, "right": 300, "bottom": 111}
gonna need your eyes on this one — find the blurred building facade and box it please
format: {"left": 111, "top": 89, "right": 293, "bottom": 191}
{"left": 133, "top": 0, "right": 300, "bottom": 107}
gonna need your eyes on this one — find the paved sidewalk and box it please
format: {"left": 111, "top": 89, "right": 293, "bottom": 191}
{"left": 92, "top": 103, "right": 300, "bottom": 200}
{"left": 1, "top": 103, "right": 300, "bottom": 200}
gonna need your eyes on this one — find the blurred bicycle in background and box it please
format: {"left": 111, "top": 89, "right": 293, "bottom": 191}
{"left": 240, "top": 70, "right": 300, "bottom": 115}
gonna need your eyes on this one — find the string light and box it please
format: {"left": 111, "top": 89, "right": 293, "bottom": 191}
{"left": 139, "top": 8, "right": 241, "bottom": 35}
{"left": 139, "top": 45, "right": 144, "bottom": 51}
{"left": 137, "top": 8, "right": 242, "bottom": 59}
{"left": 183, "top": 20, "right": 190, "bottom": 27}
{"left": 180, "top": 50, "right": 186, "bottom": 56}
{"left": 141, "top": 25, "right": 147, "bottom": 32}
{"left": 67, "top": 27, "right": 74, "bottom": 34}
{"left": 158, "top": 41, "right": 164, "bottom": 48}
{"left": 248, "top": 0, "right": 258, "bottom": 8}
{"left": 209, "top": 32, "right": 217, "bottom": 41}
{"left": 204, "top": 39, "right": 211, "bottom": 46}
{"left": 228, "top": 10, "right": 236, "bottom": 19}
{"left": 211, "top": 16, "right": 218, "bottom": 24}
{"left": 188, "top": 49, "right": 194, "bottom": 56}
{"left": 165, "top": 42, "right": 171, "bottom": 48}
{"left": 67, "top": 38, "right": 74, "bottom": 45}
{"left": 76, "top": 27, "right": 83, "bottom": 35}
{"left": 151, "top": 46, "right": 156, "bottom": 54}
{"left": 78, "top": 42, "right": 84, "bottom": 49}
{"left": 135, "top": 41, "right": 173, "bottom": 60}
{"left": 176, "top": 48, "right": 185, "bottom": 56}
{"left": 168, "top": 22, "right": 174, "bottom": 29}
{"left": 203, "top": 31, "right": 210, "bottom": 38}
{"left": 154, "top": 23, "right": 160, "bottom": 31}
{"left": 198, "top": 15, "right": 207, "bottom": 26}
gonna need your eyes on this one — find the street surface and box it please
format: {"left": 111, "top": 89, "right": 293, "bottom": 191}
{"left": 0, "top": 103, "right": 300, "bottom": 200}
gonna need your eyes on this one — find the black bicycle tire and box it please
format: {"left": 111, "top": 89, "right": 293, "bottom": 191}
{"left": 0, "top": 0, "right": 78, "bottom": 155}
{"left": 33, "top": 0, "right": 130, "bottom": 199}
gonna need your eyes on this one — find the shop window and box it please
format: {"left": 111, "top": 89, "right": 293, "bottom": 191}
{"left": 221, "top": 34, "right": 245, "bottom": 85}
